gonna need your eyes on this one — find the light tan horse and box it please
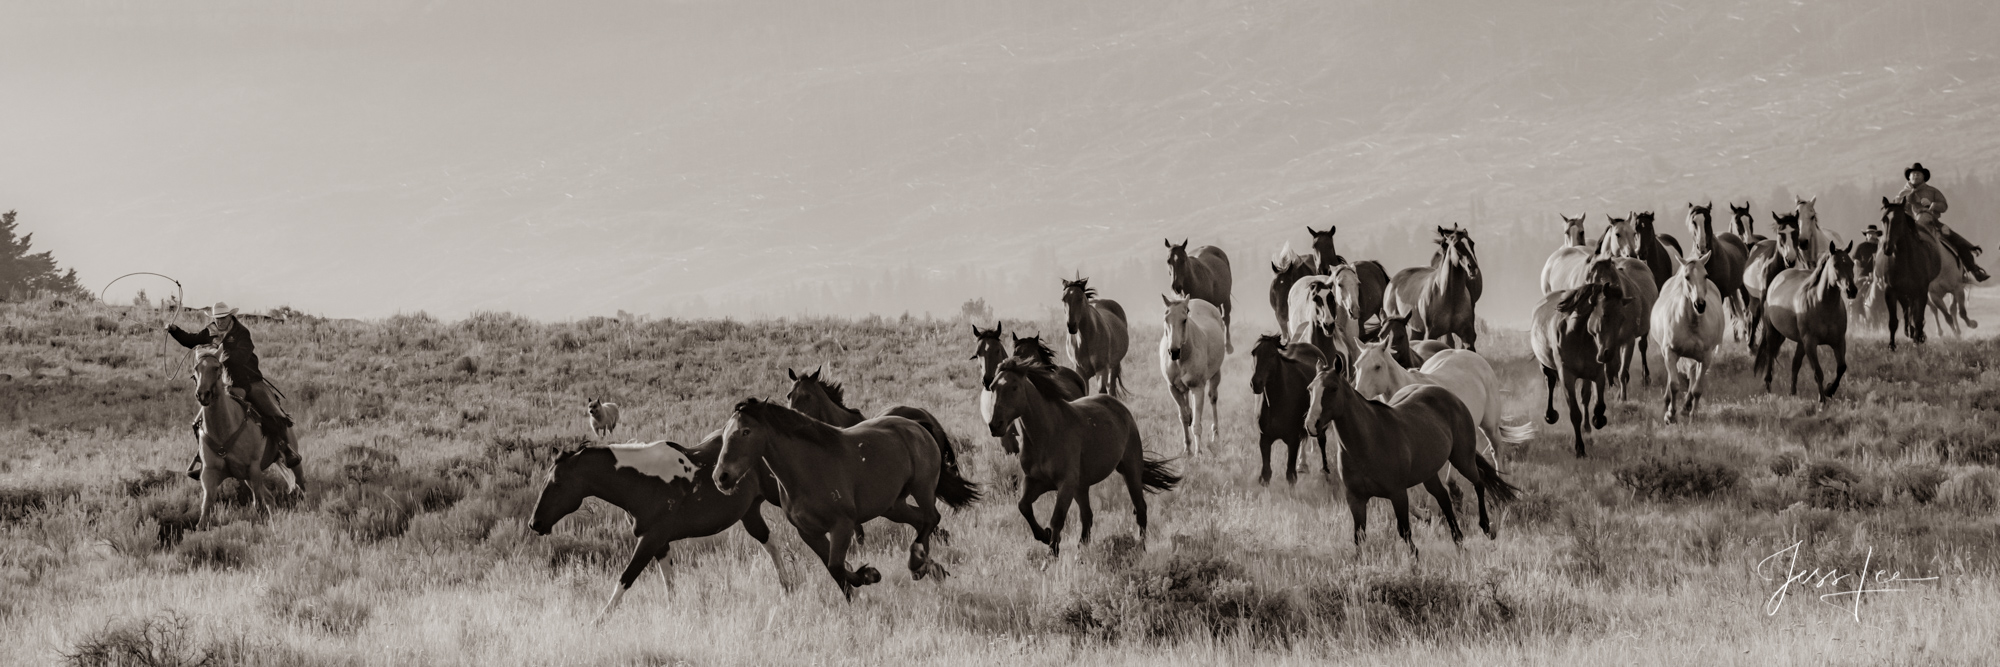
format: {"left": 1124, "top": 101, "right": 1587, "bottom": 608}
{"left": 1540, "top": 214, "right": 1592, "bottom": 294}
{"left": 1351, "top": 339, "right": 1533, "bottom": 470}
{"left": 1923, "top": 227, "right": 1978, "bottom": 336}
{"left": 190, "top": 346, "right": 297, "bottom": 528}
{"left": 1652, "top": 252, "right": 1724, "bottom": 423}
{"left": 1793, "top": 197, "right": 1845, "bottom": 269}
{"left": 1159, "top": 295, "right": 1227, "bottom": 455}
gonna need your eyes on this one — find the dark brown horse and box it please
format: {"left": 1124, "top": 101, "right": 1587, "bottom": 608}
{"left": 532, "top": 436, "right": 790, "bottom": 621}
{"left": 1755, "top": 242, "right": 1858, "bottom": 400}
{"left": 1532, "top": 280, "right": 1631, "bottom": 457}
{"left": 1269, "top": 252, "right": 1320, "bottom": 337}
{"left": 1301, "top": 343, "right": 1519, "bottom": 557}
{"left": 1729, "top": 201, "right": 1765, "bottom": 246}
{"left": 1631, "top": 211, "right": 1681, "bottom": 288}
{"left": 1439, "top": 224, "right": 1484, "bottom": 304}
{"left": 1878, "top": 198, "right": 1941, "bottom": 349}
{"left": 1385, "top": 227, "right": 1479, "bottom": 350}
{"left": 1166, "top": 239, "right": 1234, "bottom": 352}
{"left": 784, "top": 366, "right": 976, "bottom": 505}
{"left": 972, "top": 330, "right": 1089, "bottom": 455}
{"left": 1250, "top": 335, "right": 1328, "bottom": 485}
{"left": 1687, "top": 202, "right": 1749, "bottom": 336}
{"left": 1061, "top": 277, "right": 1130, "bottom": 396}
{"left": 983, "top": 358, "right": 1179, "bottom": 556}
{"left": 1309, "top": 226, "right": 1391, "bottom": 338}
{"left": 970, "top": 323, "right": 1021, "bottom": 454}
{"left": 713, "top": 399, "right": 977, "bottom": 601}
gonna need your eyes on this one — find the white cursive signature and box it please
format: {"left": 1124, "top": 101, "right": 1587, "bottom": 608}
{"left": 1757, "top": 541, "right": 1939, "bottom": 622}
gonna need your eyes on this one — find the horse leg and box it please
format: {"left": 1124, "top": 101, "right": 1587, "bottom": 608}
{"left": 1419, "top": 477, "right": 1464, "bottom": 545}
{"left": 1661, "top": 350, "right": 1680, "bottom": 424}
{"left": 878, "top": 501, "right": 946, "bottom": 581}
{"left": 1316, "top": 432, "right": 1332, "bottom": 476}
{"left": 1205, "top": 379, "right": 1221, "bottom": 445}
{"left": 1170, "top": 385, "right": 1194, "bottom": 454}
{"left": 1045, "top": 475, "right": 1081, "bottom": 557}
{"left": 1542, "top": 366, "right": 1560, "bottom": 424}
{"left": 1257, "top": 434, "right": 1274, "bottom": 486}
{"left": 1618, "top": 343, "right": 1634, "bottom": 400}
{"left": 1804, "top": 339, "right": 1830, "bottom": 401}
{"left": 1118, "top": 452, "right": 1153, "bottom": 546}
{"left": 1017, "top": 477, "right": 1055, "bottom": 546}
{"left": 1828, "top": 340, "right": 1848, "bottom": 398}
{"left": 1561, "top": 374, "right": 1586, "bottom": 457}
{"left": 1074, "top": 486, "right": 1096, "bottom": 548}
{"left": 739, "top": 505, "right": 793, "bottom": 593}
{"left": 1640, "top": 332, "right": 1652, "bottom": 386}
{"left": 1888, "top": 298, "right": 1901, "bottom": 351}
{"left": 598, "top": 532, "right": 672, "bottom": 623}
{"left": 1788, "top": 337, "right": 1807, "bottom": 396}
{"left": 1390, "top": 491, "right": 1418, "bottom": 559}
{"left": 196, "top": 464, "right": 221, "bottom": 530}
{"left": 1347, "top": 490, "right": 1369, "bottom": 547}
{"left": 1285, "top": 436, "right": 1301, "bottom": 485}
{"left": 830, "top": 519, "right": 880, "bottom": 590}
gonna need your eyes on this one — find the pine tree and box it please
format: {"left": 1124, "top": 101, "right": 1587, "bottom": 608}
{"left": 0, "top": 210, "right": 88, "bottom": 300}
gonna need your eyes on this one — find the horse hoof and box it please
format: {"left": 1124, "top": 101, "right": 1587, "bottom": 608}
{"left": 855, "top": 566, "right": 882, "bottom": 586}
{"left": 1544, "top": 410, "right": 1559, "bottom": 424}
{"left": 1591, "top": 415, "right": 1607, "bottom": 429}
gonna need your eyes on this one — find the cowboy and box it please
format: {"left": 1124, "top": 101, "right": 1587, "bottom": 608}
{"left": 167, "top": 302, "right": 302, "bottom": 481}
{"left": 1897, "top": 162, "right": 1987, "bottom": 282}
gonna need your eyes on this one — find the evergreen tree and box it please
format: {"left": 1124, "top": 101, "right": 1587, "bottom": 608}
{"left": 0, "top": 210, "right": 87, "bottom": 300}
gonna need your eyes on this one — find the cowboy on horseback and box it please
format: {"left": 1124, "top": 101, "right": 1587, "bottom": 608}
{"left": 167, "top": 302, "right": 303, "bottom": 482}
{"left": 1898, "top": 162, "right": 1988, "bottom": 282}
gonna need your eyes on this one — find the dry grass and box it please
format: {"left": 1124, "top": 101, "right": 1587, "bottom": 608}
{"left": 4, "top": 294, "right": 1998, "bottom": 665}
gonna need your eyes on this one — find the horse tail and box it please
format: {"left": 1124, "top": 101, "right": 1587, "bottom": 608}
{"left": 911, "top": 415, "right": 981, "bottom": 510}
{"left": 1140, "top": 456, "right": 1182, "bottom": 493}
{"left": 1475, "top": 454, "right": 1521, "bottom": 503}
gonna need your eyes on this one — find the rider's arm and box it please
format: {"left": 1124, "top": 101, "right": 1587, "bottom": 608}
{"left": 166, "top": 324, "right": 214, "bottom": 348}
{"left": 1928, "top": 186, "right": 1949, "bottom": 215}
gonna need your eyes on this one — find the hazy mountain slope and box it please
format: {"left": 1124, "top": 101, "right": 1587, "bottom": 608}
{"left": 6, "top": 0, "right": 1997, "bottom": 324}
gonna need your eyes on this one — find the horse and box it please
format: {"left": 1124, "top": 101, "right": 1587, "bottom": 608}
{"left": 1250, "top": 335, "right": 1328, "bottom": 485}
{"left": 1729, "top": 201, "right": 1766, "bottom": 246}
{"left": 1309, "top": 226, "right": 1391, "bottom": 336}
{"left": 189, "top": 346, "right": 296, "bottom": 528}
{"left": 1285, "top": 267, "right": 1360, "bottom": 367}
{"left": 712, "top": 399, "right": 977, "bottom": 601}
{"left": 1853, "top": 236, "right": 1890, "bottom": 331}
{"left": 1632, "top": 212, "right": 1682, "bottom": 288}
{"left": 1381, "top": 314, "right": 1450, "bottom": 369}
{"left": 1685, "top": 202, "right": 1749, "bottom": 342}
{"left": 970, "top": 323, "right": 1022, "bottom": 454}
{"left": 1166, "top": 239, "right": 1234, "bottom": 353}
{"left": 1541, "top": 214, "right": 1592, "bottom": 294}
{"left": 1302, "top": 343, "right": 1520, "bottom": 557}
{"left": 1652, "top": 252, "right": 1724, "bottom": 423}
{"left": 1351, "top": 339, "right": 1532, "bottom": 470}
{"left": 1740, "top": 212, "right": 1800, "bottom": 349}
{"left": 1794, "top": 197, "right": 1845, "bottom": 268}
{"left": 1443, "top": 224, "right": 1484, "bottom": 304}
{"left": 1385, "top": 226, "right": 1479, "bottom": 350}
{"left": 1925, "top": 229, "right": 1978, "bottom": 337}
{"left": 1533, "top": 281, "right": 1631, "bottom": 457}
{"left": 1061, "top": 277, "right": 1131, "bottom": 396}
{"left": 784, "top": 366, "right": 974, "bottom": 506}
{"left": 1269, "top": 250, "right": 1320, "bottom": 337}
{"left": 983, "top": 358, "right": 1180, "bottom": 556}
{"left": 1160, "top": 295, "right": 1227, "bottom": 455}
{"left": 1878, "top": 198, "right": 1941, "bottom": 349}
{"left": 1545, "top": 253, "right": 1655, "bottom": 394}
{"left": 1755, "top": 242, "right": 1858, "bottom": 400}
{"left": 531, "top": 436, "right": 792, "bottom": 622}
{"left": 587, "top": 399, "right": 620, "bottom": 437}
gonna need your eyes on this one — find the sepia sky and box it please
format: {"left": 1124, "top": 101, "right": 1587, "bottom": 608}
{"left": 4, "top": 0, "right": 1997, "bottom": 323}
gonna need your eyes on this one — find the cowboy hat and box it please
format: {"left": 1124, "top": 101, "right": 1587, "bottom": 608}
{"left": 1904, "top": 162, "right": 1931, "bottom": 180}
{"left": 1863, "top": 224, "right": 1882, "bottom": 237}
{"left": 205, "top": 302, "right": 239, "bottom": 319}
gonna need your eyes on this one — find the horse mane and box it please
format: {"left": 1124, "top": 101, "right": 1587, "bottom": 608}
{"left": 796, "top": 369, "right": 849, "bottom": 409}
{"left": 734, "top": 398, "right": 845, "bottom": 448}
{"left": 1557, "top": 283, "right": 1613, "bottom": 314}
{"left": 1065, "top": 279, "right": 1098, "bottom": 300}
{"left": 1250, "top": 333, "right": 1286, "bottom": 359}
{"left": 1012, "top": 336, "right": 1060, "bottom": 364}
{"left": 995, "top": 357, "right": 1075, "bottom": 401}
{"left": 1277, "top": 340, "right": 1327, "bottom": 369}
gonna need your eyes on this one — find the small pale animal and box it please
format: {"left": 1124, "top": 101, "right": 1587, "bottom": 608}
{"left": 587, "top": 399, "right": 621, "bottom": 437}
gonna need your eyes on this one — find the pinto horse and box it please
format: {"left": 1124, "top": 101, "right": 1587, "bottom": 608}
{"left": 1309, "top": 226, "right": 1391, "bottom": 336}
{"left": 1250, "top": 335, "right": 1328, "bottom": 485}
{"left": 1160, "top": 295, "right": 1227, "bottom": 455}
{"left": 532, "top": 437, "right": 791, "bottom": 622}
{"left": 189, "top": 346, "right": 296, "bottom": 528}
{"left": 1061, "top": 277, "right": 1131, "bottom": 396}
{"left": 1730, "top": 201, "right": 1766, "bottom": 246}
{"left": 1755, "top": 242, "right": 1858, "bottom": 400}
{"left": 1166, "top": 239, "right": 1234, "bottom": 352}
{"left": 1534, "top": 281, "right": 1632, "bottom": 457}
{"left": 1269, "top": 249, "right": 1319, "bottom": 337}
{"left": 1385, "top": 226, "right": 1479, "bottom": 350}
{"left": 1303, "top": 343, "right": 1520, "bottom": 557}
{"left": 1878, "top": 198, "right": 1941, "bottom": 349}
{"left": 984, "top": 358, "right": 1180, "bottom": 556}
{"left": 1285, "top": 268, "right": 1360, "bottom": 368}
{"left": 713, "top": 399, "right": 977, "bottom": 601}
{"left": 1652, "top": 252, "right": 1725, "bottom": 423}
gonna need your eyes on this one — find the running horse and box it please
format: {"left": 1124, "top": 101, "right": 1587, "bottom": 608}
{"left": 1061, "top": 277, "right": 1131, "bottom": 396}
{"left": 1250, "top": 335, "right": 1328, "bottom": 485}
{"left": 188, "top": 346, "right": 297, "bottom": 528}
{"left": 1685, "top": 202, "right": 1749, "bottom": 344}
{"left": 1533, "top": 278, "right": 1634, "bottom": 458}
{"left": 784, "top": 366, "right": 973, "bottom": 501}
{"left": 1166, "top": 239, "right": 1234, "bottom": 353}
{"left": 1740, "top": 212, "right": 1800, "bottom": 350}
{"left": 970, "top": 325, "right": 1087, "bottom": 455}
{"left": 1540, "top": 214, "right": 1592, "bottom": 294}
{"left": 1269, "top": 246, "right": 1320, "bottom": 337}
{"left": 1877, "top": 197, "right": 1941, "bottom": 349}
{"left": 1309, "top": 226, "right": 1391, "bottom": 338}
{"left": 1652, "top": 252, "right": 1725, "bottom": 423}
{"left": 1159, "top": 295, "right": 1227, "bottom": 455}
{"left": 1754, "top": 242, "right": 1859, "bottom": 400}
{"left": 712, "top": 400, "right": 978, "bottom": 601}
{"left": 1385, "top": 226, "right": 1480, "bottom": 350}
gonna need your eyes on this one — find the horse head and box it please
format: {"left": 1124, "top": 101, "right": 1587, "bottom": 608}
{"left": 1680, "top": 252, "right": 1713, "bottom": 314}
{"left": 191, "top": 346, "right": 226, "bottom": 408}
{"left": 1823, "top": 241, "right": 1858, "bottom": 300}
{"left": 984, "top": 358, "right": 1053, "bottom": 437}
{"left": 1303, "top": 345, "right": 1351, "bottom": 438}
{"left": 1249, "top": 334, "right": 1286, "bottom": 396}
{"left": 1878, "top": 198, "right": 1914, "bottom": 256}
{"left": 1687, "top": 202, "right": 1715, "bottom": 244}
{"left": 531, "top": 445, "right": 597, "bottom": 535}
{"left": 1307, "top": 226, "right": 1338, "bottom": 269}
{"left": 1561, "top": 213, "right": 1588, "bottom": 246}
{"left": 1162, "top": 294, "right": 1191, "bottom": 361}
{"left": 1165, "top": 238, "right": 1192, "bottom": 293}
{"left": 1351, "top": 338, "right": 1402, "bottom": 401}
{"left": 1060, "top": 277, "right": 1095, "bottom": 335}
{"left": 784, "top": 365, "right": 850, "bottom": 418}
{"left": 1729, "top": 202, "right": 1755, "bottom": 238}
{"left": 969, "top": 323, "right": 1005, "bottom": 387}
{"left": 1601, "top": 214, "right": 1638, "bottom": 258}
{"left": 1796, "top": 196, "right": 1820, "bottom": 230}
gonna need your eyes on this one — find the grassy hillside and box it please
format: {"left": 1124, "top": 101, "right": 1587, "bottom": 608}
{"left": 4, "top": 296, "right": 1999, "bottom": 664}
{"left": 11, "top": 0, "right": 2000, "bottom": 323}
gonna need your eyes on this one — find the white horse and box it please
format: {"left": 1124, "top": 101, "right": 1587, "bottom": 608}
{"left": 1160, "top": 295, "right": 1227, "bottom": 455}
{"left": 1794, "top": 198, "right": 1845, "bottom": 268}
{"left": 1285, "top": 271, "right": 1360, "bottom": 366}
{"left": 1351, "top": 339, "right": 1533, "bottom": 470}
{"left": 1924, "top": 229, "right": 1978, "bottom": 336}
{"left": 1652, "top": 252, "right": 1724, "bottom": 423}
{"left": 1540, "top": 213, "right": 1592, "bottom": 294}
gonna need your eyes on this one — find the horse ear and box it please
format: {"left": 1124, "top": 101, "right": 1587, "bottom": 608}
{"left": 786, "top": 368, "right": 796, "bottom": 380}
{"left": 1164, "top": 238, "right": 1174, "bottom": 248}
{"left": 1272, "top": 261, "right": 1283, "bottom": 274}
{"left": 1305, "top": 226, "right": 1318, "bottom": 235}
{"left": 1844, "top": 240, "right": 1854, "bottom": 253}
{"left": 1161, "top": 294, "right": 1174, "bottom": 306}
{"left": 1010, "top": 332, "right": 1020, "bottom": 343}
{"left": 1828, "top": 241, "right": 1838, "bottom": 255}
{"left": 1327, "top": 225, "right": 1336, "bottom": 235}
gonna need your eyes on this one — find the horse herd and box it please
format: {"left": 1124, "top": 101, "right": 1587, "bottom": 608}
{"left": 185, "top": 196, "right": 1957, "bottom": 619}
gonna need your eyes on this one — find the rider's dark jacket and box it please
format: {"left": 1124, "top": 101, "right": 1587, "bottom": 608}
{"left": 168, "top": 318, "right": 265, "bottom": 386}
